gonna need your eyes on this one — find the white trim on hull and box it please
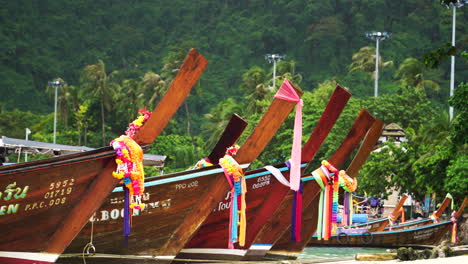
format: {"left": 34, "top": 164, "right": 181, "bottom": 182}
{"left": 0, "top": 251, "right": 59, "bottom": 264}
{"left": 178, "top": 248, "right": 247, "bottom": 261}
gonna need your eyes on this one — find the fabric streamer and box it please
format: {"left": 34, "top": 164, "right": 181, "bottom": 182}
{"left": 291, "top": 183, "right": 303, "bottom": 241}
{"left": 274, "top": 79, "right": 303, "bottom": 241}
{"left": 273, "top": 79, "right": 303, "bottom": 191}
{"left": 388, "top": 213, "right": 397, "bottom": 231}
{"left": 446, "top": 193, "right": 454, "bottom": 210}
{"left": 111, "top": 109, "right": 151, "bottom": 243}
{"left": 219, "top": 145, "right": 246, "bottom": 248}
{"left": 399, "top": 207, "right": 405, "bottom": 223}
{"left": 450, "top": 211, "right": 458, "bottom": 243}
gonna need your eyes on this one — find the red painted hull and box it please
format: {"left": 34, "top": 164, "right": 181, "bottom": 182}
{"left": 178, "top": 163, "right": 296, "bottom": 260}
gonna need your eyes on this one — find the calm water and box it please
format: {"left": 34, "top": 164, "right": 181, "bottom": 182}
{"left": 299, "top": 247, "right": 389, "bottom": 260}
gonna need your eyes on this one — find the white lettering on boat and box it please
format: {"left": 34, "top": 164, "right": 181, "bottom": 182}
{"left": 213, "top": 191, "right": 231, "bottom": 212}
{"left": 252, "top": 175, "right": 271, "bottom": 189}
{"left": 90, "top": 198, "right": 172, "bottom": 222}
{"left": 175, "top": 180, "right": 199, "bottom": 190}
{"left": 21, "top": 178, "right": 75, "bottom": 212}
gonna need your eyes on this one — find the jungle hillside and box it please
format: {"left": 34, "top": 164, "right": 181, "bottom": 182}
{"left": 0, "top": 0, "right": 467, "bottom": 202}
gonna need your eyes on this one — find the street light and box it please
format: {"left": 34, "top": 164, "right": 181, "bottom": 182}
{"left": 443, "top": 0, "right": 468, "bottom": 121}
{"left": 48, "top": 79, "right": 64, "bottom": 144}
{"left": 265, "top": 54, "right": 285, "bottom": 87}
{"left": 366, "top": 31, "right": 391, "bottom": 97}
{"left": 25, "top": 128, "right": 31, "bottom": 162}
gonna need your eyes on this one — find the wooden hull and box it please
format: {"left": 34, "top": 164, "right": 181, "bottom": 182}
{"left": 308, "top": 220, "right": 453, "bottom": 248}
{"left": 0, "top": 48, "right": 208, "bottom": 264}
{"left": 64, "top": 164, "right": 247, "bottom": 260}
{"left": 0, "top": 148, "right": 119, "bottom": 264}
{"left": 178, "top": 163, "right": 298, "bottom": 260}
{"left": 178, "top": 85, "right": 352, "bottom": 261}
{"left": 63, "top": 79, "right": 303, "bottom": 263}
{"left": 263, "top": 115, "right": 381, "bottom": 261}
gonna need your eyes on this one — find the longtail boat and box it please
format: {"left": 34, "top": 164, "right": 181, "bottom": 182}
{"left": 341, "top": 194, "right": 453, "bottom": 233}
{"left": 0, "top": 48, "right": 207, "bottom": 264}
{"left": 177, "top": 85, "right": 351, "bottom": 261}
{"left": 263, "top": 113, "right": 381, "bottom": 260}
{"left": 308, "top": 197, "right": 467, "bottom": 248}
{"left": 61, "top": 79, "right": 303, "bottom": 263}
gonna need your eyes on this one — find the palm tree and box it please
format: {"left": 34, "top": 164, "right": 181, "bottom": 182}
{"left": 277, "top": 60, "right": 303, "bottom": 85}
{"left": 201, "top": 98, "right": 243, "bottom": 150}
{"left": 161, "top": 48, "right": 199, "bottom": 159}
{"left": 81, "top": 60, "right": 119, "bottom": 146}
{"left": 349, "top": 46, "right": 393, "bottom": 79}
{"left": 241, "top": 66, "right": 274, "bottom": 115}
{"left": 141, "top": 72, "right": 167, "bottom": 109}
{"left": 394, "top": 58, "right": 441, "bottom": 96}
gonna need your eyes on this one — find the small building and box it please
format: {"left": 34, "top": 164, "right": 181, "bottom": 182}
{"left": 378, "top": 123, "right": 407, "bottom": 144}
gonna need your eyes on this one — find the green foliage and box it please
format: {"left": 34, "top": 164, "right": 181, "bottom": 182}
{"left": 445, "top": 155, "right": 468, "bottom": 199}
{"left": 449, "top": 82, "right": 468, "bottom": 145}
{"left": 0, "top": 1, "right": 467, "bottom": 203}
{"left": 147, "top": 134, "right": 204, "bottom": 173}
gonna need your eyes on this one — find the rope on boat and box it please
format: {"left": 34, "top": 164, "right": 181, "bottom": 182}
{"left": 82, "top": 220, "right": 96, "bottom": 264}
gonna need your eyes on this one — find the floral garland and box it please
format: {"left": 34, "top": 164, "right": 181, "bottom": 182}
{"left": 110, "top": 109, "right": 151, "bottom": 243}
{"left": 219, "top": 145, "right": 247, "bottom": 248}
{"left": 196, "top": 158, "right": 213, "bottom": 168}
{"left": 451, "top": 211, "right": 458, "bottom": 243}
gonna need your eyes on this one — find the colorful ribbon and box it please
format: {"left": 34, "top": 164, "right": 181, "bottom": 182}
{"left": 274, "top": 79, "right": 302, "bottom": 192}
{"left": 219, "top": 145, "right": 246, "bottom": 248}
{"left": 451, "top": 211, "right": 458, "bottom": 243}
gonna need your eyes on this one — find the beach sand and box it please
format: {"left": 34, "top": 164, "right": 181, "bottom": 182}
{"left": 330, "top": 254, "right": 468, "bottom": 264}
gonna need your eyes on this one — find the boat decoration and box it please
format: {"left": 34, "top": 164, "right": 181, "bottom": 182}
{"left": 450, "top": 211, "right": 458, "bottom": 243}
{"left": 273, "top": 78, "right": 303, "bottom": 241}
{"left": 111, "top": 109, "right": 151, "bottom": 243}
{"left": 219, "top": 145, "right": 247, "bottom": 248}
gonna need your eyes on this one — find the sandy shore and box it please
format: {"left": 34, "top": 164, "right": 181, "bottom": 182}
{"left": 333, "top": 254, "right": 468, "bottom": 264}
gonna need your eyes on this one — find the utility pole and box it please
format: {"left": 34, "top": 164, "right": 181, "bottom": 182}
{"left": 48, "top": 79, "right": 64, "bottom": 144}
{"left": 366, "top": 32, "right": 391, "bottom": 97}
{"left": 265, "top": 54, "right": 285, "bottom": 87}
{"left": 443, "top": 0, "right": 467, "bottom": 121}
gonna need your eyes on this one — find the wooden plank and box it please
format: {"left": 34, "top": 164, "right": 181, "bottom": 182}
{"left": 346, "top": 119, "right": 384, "bottom": 177}
{"left": 434, "top": 196, "right": 452, "bottom": 218}
{"left": 207, "top": 114, "right": 248, "bottom": 163}
{"left": 301, "top": 85, "right": 351, "bottom": 162}
{"left": 376, "top": 195, "right": 408, "bottom": 232}
{"left": 45, "top": 48, "right": 207, "bottom": 254}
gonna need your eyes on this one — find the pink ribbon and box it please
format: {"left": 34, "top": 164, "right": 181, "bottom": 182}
{"left": 274, "top": 79, "right": 303, "bottom": 191}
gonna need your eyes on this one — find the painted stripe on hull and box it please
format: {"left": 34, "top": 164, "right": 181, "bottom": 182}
{"left": 0, "top": 251, "right": 58, "bottom": 264}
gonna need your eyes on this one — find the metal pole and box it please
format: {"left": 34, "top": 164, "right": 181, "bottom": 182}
{"left": 375, "top": 38, "right": 380, "bottom": 98}
{"left": 25, "top": 128, "right": 30, "bottom": 162}
{"left": 449, "top": 6, "right": 456, "bottom": 121}
{"left": 273, "top": 59, "right": 277, "bottom": 87}
{"left": 53, "top": 83, "right": 58, "bottom": 144}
